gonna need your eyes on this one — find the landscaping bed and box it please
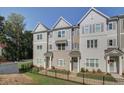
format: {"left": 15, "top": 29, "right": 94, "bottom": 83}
{"left": 48, "top": 69, "right": 70, "bottom": 75}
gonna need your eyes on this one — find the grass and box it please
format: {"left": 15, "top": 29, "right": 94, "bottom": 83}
{"left": 77, "top": 72, "right": 116, "bottom": 82}
{"left": 25, "top": 72, "right": 81, "bottom": 85}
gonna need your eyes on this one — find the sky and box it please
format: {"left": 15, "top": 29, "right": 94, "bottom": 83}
{"left": 0, "top": 7, "right": 124, "bottom": 31}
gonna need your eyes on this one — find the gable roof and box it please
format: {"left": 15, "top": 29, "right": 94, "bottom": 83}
{"left": 52, "top": 16, "right": 72, "bottom": 29}
{"left": 33, "top": 22, "right": 49, "bottom": 33}
{"left": 78, "top": 7, "right": 110, "bottom": 24}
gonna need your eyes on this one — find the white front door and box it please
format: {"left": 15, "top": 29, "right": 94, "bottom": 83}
{"left": 110, "top": 61, "right": 117, "bottom": 73}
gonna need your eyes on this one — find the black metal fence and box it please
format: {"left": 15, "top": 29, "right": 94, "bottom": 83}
{"left": 39, "top": 69, "right": 124, "bottom": 85}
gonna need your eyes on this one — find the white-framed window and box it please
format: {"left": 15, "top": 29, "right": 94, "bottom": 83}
{"left": 84, "top": 25, "right": 90, "bottom": 33}
{"left": 37, "top": 35, "right": 39, "bottom": 40}
{"left": 108, "top": 23, "right": 113, "bottom": 30}
{"left": 57, "top": 44, "right": 65, "bottom": 50}
{"left": 37, "top": 34, "right": 42, "bottom": 40}
{"left": 58, "top": 30, "right": 65, "bottom": 38}
{"left": 87, "top": 39, "right": 98, "bottom": 48}
{"left": 108, "top": 39, "right": 116, "bottom": 47}
{"left": 86, "top": 59, "right": 99, "bottom": 68}
{"left": 57, "top": 59, "right": 65, "bottom": 66}
{"left": 37, "top": 45, "right": 42, "bottom": 50}
{"left": 95, "top": 24, "right": 101, "bottom": 32}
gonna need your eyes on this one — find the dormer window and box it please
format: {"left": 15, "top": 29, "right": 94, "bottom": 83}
{"left": 95, "top": 24, "right": 101, "bottom": 32}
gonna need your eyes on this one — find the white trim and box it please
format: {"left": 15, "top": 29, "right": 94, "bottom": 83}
{"left": 51, "top": 16, "right": 72, "bottom": 29}
{"left": 120, "top": 33, "right": 124, "bottom": 35}
{"left": 32, "top": 22, "right": 49, "bottom": 33}
{"left": 78, "top": 7, "right": 110, "bottom": 24}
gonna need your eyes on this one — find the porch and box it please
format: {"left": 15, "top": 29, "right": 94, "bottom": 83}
{"left": 105, "top": 48, "right": 124, "bottom": 75}
{"left": 69, "top": 51, "right": 81, "bottom": 73}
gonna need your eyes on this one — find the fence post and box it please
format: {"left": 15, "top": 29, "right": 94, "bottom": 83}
{"left": 55, "top": 69, "right": 57, "bottom": 78}
{"left": 83, "top": 73, "right": 85, "bottom": 84}
{"left": 67, "top": 71, "right": 69, "bottom": 80}
{"left": 103, "top": 76, "right": 105, "bottom": 85}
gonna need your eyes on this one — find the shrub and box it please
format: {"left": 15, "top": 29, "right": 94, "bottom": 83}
{"left": 31, "top": 67, "right": 39, "bottom": 73}
{"left": 92, "top": 69, "right": 96, "bottom": 73}
{"left": 97, "top": 69, "right": 102, "bottom": 73}
{"left": 51, "top": 66, "right": 55, "bottom": 70}
{"left": 86, "top": 69, "right": 89, "bottom": 72}
{"left": 106, "top": 73, "right": 111, "bottom": 76}
{"left": 19, "top": 62, "right": 33, "bottom": 72}
{"left": 81, "top": 68, "right": 85, "bottom": 73}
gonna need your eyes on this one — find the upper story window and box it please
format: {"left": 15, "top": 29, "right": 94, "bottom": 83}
{"left": 57, "top": 44, "right": 65, "bottom": 50}
{"left": 108, "top": 39, "right": 116, "bottom": 47}
{"left": 87, "top": 39, "right": 98, "bottom": 48}
{"left": 108, "top": 23, "right": 113, "bottom": 30}
{"left": 58, "top": 30, "right": 65, "bottom": 38}
{"left": 37, "top": 34, "right": 42, "bottom": 40}
{"left": 95, "top": 24, "right": 101, "bottom": 32}
{"left": 84, "top": 25, "right": 90, "bottom": 33}
{"left": 37, "top": 45, "right": 42, "bottom": 50}
{"left": 108, "top": 22, "right": 116, "bottom": 31}
{"left": 57, "top": 59, "right": 65, "bottom": 67}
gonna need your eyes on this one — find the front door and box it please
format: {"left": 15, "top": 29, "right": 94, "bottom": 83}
{"left": 109, "top": 57, "right": 117, "bottom": 73}
{"left": 71, "top": 57, "right": 78, "bottom": 72}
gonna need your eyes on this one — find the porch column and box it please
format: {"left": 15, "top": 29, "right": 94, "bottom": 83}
{"left": 119, "top": 56, "right": 122, "bottom": 75}
{"left": 69, "top": 57, "right": 72, "bottom": 72}
{"left": 107, "top": 56, "right": 110, "bottom": 73}
{"left": 49, "top": 56, "right": 52, "bottom": 69}
{"left": 44, "top": 59, "right": 46, "bottom": 69}
{"left": 77, "top": 57, "right": 80, "bottom": 72}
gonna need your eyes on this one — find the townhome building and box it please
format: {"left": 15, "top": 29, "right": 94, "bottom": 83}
{"left": 33, "top": 8, "right": 124, "bottom": 75}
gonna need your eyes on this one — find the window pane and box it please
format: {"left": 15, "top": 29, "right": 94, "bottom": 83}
{"left": 58, "top": 31, "right": 61, "bottom": 37}
{"left": 90, "top": 59, "right": 94, "bottom": 67}
{"left": 40, "top": 34, "right": 42, "bottom": 39}
{"left": 96, "top": 59, "right": 99, "bottom": 67}
{"left": 94, "top": 40, "right": 97, "bottom": 48}
{"left": 95, "top": 24, "right": 101, "bottom": 32}
{"left": 108, "top": 23, "right": 112, "bottom": 30}
{"left": 58, "top": 44, "right": 61, "bottom": 50}
{"left": 37, "top": 35, "right": 39, "bottom": 40}
{"left": 62, "top": 44, "right": 65, "bottom": 50}
{"left": 87, "top": 40, "right": 90, "bottom": 48}
{"left": 109, "top": 40, "right": 113, "bottom": 46}
{"left": 91, "top": 40, "right": 93, "bottom": 48}
{"left": 86, "top": 59, "right": 89, "bottom": 67}
{"left": 84, "top": 26, "right": 89, "bottom": 33}
{"left": 62, "top": 31, "right": 65, "bottom": 37}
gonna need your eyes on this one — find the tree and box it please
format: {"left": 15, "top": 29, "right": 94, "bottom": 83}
{"left": 2, "top": 13, "right": 25, "bottom": 61}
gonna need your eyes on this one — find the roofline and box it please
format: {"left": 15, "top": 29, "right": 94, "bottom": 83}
{"left": 77, "top": 7, "right": 110, "bottom": 24}
{"left": 51, "top": 16, "right": 72, "bottom": 29}
{"left": 32, "top": 22, "right": 49, "bottom": 33}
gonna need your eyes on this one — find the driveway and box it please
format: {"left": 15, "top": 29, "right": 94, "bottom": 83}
{"left": 0, "top": 74, "right": 34, "bottom": 85}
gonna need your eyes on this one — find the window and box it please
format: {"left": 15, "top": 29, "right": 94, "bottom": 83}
{"left": 87, "top": 40, "right": 90, "bottom": 48}
{"left": 40, "top": 34, "right": 42, "bottom": 39}
{"left": 84, "top": 25, "right": 90, "bottom": 33}
{"left": 37, "top": 45, "right": 42, "bottom": 50}
{"left": 37, "top": 35, "right": 39, "bottom": 40}
{"left": 58, "top": 30, "right": 65, "bottom": 38}
{"left": 87, "top": 40, "right": 98, "bottom": 48}
{"left": 108, "top": 23, "right": 113, "bottom": 30}
{"left": 58, "top": 31, "right": 61, "bottom": 37}
{"left": 57, "top": 44, "right": 65, "bottom": 50}
{"left": 94, "top": 40, "right": 97, "bottom": 48}
{"left": 95, "top": 24, "right": 101, "bottom": 32}
{"left": 57, "top": 59, "right": 65, "bottom": 66}
{"left": 86, "top": 59, "right": 99, "bottom": 68}
{"left": 108, "top": 39, "right": 116, "bottom": 47}
{"left": 62, "top": 31, "right": 65, "bottom": 37}
{"left": 91, "top": 40, "right": 93, "bottom": 48}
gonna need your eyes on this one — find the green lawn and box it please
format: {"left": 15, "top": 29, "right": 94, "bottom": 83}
{"left": 25, "top": 72, "right": 81, "bottom": 85}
